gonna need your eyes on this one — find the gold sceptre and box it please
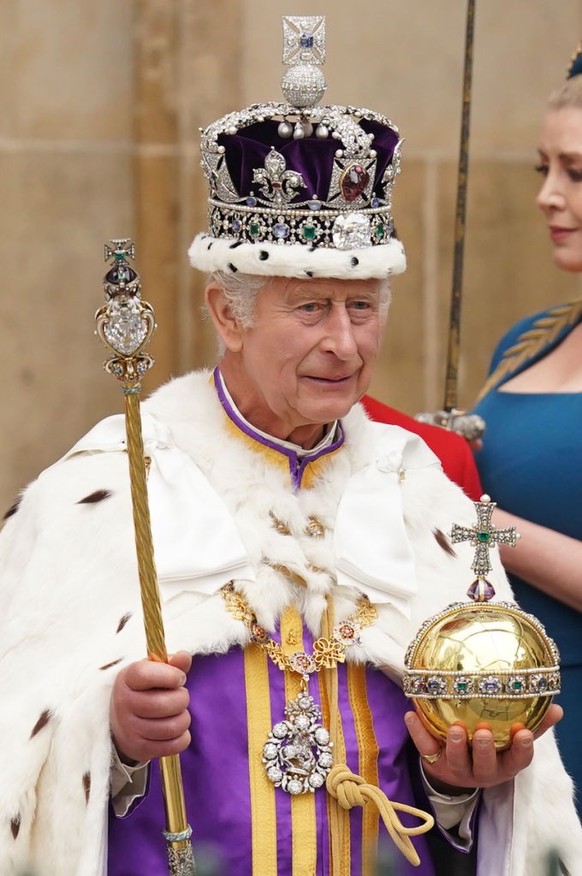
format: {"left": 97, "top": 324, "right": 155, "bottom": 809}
{"left": 95, "top": 239, "right": 195, "bottom": 876}
{"left": 416, "top": 0, "right": 485, "bottom": 442}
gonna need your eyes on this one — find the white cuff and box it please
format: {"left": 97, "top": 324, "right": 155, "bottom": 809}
{"left": 420, "top": 760, "right": 480, "bottom": 846}
{"left": 110, "top": 747, "right": 150, "bottom": 816}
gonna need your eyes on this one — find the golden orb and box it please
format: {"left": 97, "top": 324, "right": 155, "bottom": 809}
{"left": 403, "top": 601, "right": 560, "bottom": 750}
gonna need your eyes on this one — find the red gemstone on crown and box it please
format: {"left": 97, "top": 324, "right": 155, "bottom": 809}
{"left": 340, "top": 164, "right": 370, "bottom": 202}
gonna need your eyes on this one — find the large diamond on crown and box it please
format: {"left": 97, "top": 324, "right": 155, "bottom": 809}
{"left": 332, "top": 213, "right": 371, "bottom": 250}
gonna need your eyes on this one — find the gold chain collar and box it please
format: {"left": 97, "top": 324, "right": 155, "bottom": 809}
{"left": 221, "top": 580, "right": 377, "bottom": 681}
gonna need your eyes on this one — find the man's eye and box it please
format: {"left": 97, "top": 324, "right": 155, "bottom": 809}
{"left": 299, "top": 302, "right": 320, "bottom": 313}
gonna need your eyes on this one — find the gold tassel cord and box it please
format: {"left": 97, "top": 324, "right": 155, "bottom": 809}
{"left": 326, "top": 766, "right": 434, "bottom": 868}
{"left": 320, "top": 605, "right": 434, "bottom": 870}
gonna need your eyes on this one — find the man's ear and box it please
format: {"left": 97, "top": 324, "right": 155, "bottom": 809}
{"left": 205, "top": 282, "right": 244, "bottom": 352}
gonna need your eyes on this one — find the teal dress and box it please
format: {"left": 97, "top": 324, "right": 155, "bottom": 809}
{"left": 472, "top": 299, "right": 582, "bottom": 817}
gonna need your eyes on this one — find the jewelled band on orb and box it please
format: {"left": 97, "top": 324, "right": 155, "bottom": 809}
{"left": 403, "top": 667, "right": 561, "bottom": 700}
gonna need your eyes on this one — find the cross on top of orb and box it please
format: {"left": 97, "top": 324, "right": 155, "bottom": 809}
{"left": 451, "top": 494, "right": 519, "bottom": 602}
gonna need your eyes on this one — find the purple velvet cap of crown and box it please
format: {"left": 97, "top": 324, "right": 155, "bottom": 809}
{"left": 220, "top": 118, "right": 399, "bottom": 206}
{"left": 189, "top": 100, "right": 407, "bottom": 279}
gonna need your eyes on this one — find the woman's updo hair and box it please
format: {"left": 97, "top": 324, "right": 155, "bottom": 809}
{"left": 547, "top": 47, "right": 582, "bottom": 110}
{"left": 547, "top": 73, "right": 582, "bottom": 111}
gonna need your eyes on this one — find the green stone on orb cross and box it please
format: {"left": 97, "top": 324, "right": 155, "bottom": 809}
{"left": 450, "top": 494, "right": 519, "bottom": 584}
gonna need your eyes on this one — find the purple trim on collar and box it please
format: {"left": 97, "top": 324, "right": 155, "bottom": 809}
{"left": 213, "top": 366, "right": 344, "bottom": 489}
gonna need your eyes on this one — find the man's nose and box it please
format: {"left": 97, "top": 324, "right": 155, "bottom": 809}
{"left": 321, "top": 306, "right": 358, "bottom": 358}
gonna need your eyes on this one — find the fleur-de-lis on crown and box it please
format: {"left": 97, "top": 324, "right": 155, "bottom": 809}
{"left": 253, "top": 148, "right": 306, "bottom": 206}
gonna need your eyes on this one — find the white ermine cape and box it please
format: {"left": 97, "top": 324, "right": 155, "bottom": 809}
{"left": 0, "top": 370, "right": 580, "bottom": 876}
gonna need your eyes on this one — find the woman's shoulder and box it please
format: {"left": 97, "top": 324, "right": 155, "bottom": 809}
{"left": 489, "top": 306, "right": 557, "bottom": 370}
{"left": 476, "top": 299, "right": 582, "bottom": 398}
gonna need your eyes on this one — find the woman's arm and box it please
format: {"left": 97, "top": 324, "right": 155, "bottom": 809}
{"left": 494, "top": 508, "right": 582, "bottom": 613}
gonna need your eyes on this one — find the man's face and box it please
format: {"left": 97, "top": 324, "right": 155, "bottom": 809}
{"left": 216, "top": 275, "right": 387, "bottom": 446}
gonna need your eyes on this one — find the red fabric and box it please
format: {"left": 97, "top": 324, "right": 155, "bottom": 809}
{"left": 361, "top": 395, "right": 482, "bottom": 501}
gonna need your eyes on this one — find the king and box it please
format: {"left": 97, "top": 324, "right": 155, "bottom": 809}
{"left": 0, "top": 15, "right": 580, "bottom": 876}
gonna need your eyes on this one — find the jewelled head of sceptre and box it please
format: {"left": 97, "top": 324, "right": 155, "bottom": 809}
{"left": 95, "top": 239, "right": 156, "bottom": 387}
{"left": 188, "top": 16, "right": 405, "bottom": 280}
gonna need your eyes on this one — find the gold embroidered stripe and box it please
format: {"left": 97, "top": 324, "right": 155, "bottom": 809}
{"left": 281, "top": 607, "right": 317, "bottom": 876}
{"left": 348, "top": 662, "right": 380, "bottom": 876}
{"left": 244, "top": 644, "right": 278, "bottom": 876}
{"left": 319, "top": 667, "right": 351, "bottom": 876}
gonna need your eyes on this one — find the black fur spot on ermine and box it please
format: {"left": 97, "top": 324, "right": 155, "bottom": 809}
{"left": 434, "top": 528, "right": 456, "bottom": 557}
{"left": 116, "top": 612, "right": 133, "bottom": 633}
{"left": 3, "top": 496, "right": 22, "bottom": 520}
{"left": 99, "top": 658, "right": 123, "bottom": 671}
{"left": 77, "top": 489, "right": 112, "bottom": 505}
{"left": 83, "top": 772, "right": 91, "bottom": 803}
{"left": 30, "top": 709, "right": 52, "bottom": 739}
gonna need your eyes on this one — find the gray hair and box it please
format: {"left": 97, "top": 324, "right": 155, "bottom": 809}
{"left": 207, "top": 271, "right": 392, "bottom": 331}
{"left": 206, "top": 271, "right": 268, "bottom": 328}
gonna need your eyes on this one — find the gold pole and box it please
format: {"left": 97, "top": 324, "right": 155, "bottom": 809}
{"left": 443, "top": 0, "right": 475, "bottom": 414}
{"left": 415, "top": 0, "right": 485, "bottom": 442}
{"left": 96, "top": 239, "right": 195, "bottom": 875}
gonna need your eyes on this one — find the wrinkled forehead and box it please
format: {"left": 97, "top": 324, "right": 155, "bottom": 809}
{"left": 263, "top": 274, "right": 385, "bottom": 298}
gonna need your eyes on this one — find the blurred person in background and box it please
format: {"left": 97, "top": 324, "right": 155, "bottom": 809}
{"left": 472, "top": 47, "right": 582, "bottom": 818}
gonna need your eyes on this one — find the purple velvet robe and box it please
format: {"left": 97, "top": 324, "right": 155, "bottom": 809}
{"left": 108, "top": 630, "right": 439, "bottom": 876}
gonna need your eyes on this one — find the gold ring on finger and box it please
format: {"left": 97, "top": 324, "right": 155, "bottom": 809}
{"left": 420, "top": 749, "right": 443, "bottom": 765}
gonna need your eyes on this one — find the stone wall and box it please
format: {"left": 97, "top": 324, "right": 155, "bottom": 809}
{"left": 1, "top": 0, "right": 582, "bottom": 510}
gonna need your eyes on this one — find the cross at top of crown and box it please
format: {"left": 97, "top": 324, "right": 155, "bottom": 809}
{"left": 282, "top": 16, "right": 326, "bottom": 67}
{"left": 281, "top": 17, "right": 327, "bottom": 108}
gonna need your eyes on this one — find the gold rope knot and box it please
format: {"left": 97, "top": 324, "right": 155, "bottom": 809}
{"left": 326, "top": 764, "right": 434, "bottom": 867}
